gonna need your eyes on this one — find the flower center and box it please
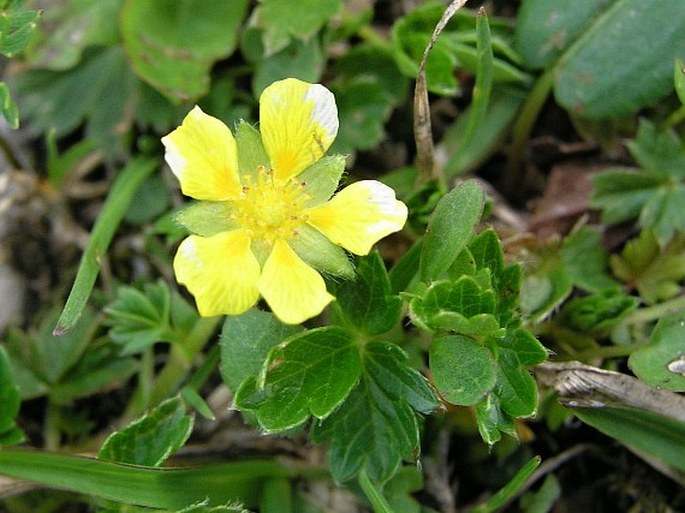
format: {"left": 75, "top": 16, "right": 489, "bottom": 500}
{"left": 233, "top": 166, "right": 309, "bottom": 242}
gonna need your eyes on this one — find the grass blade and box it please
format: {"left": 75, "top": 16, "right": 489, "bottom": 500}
{"left": 54, "top": 157, "right": 158, "bottom": 336}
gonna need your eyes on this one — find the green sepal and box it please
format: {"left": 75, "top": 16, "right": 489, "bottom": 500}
{"left": 175, "top": 201, "right": 239, "bottom": 237}
{"left": 299, "top": 154, "right": 347, "bottom": 207}
{"left": 290, "top": 223, "right": 355, "bottom": 278}
{"left": 235, "top": 120, "right": 270, "bottom": 178}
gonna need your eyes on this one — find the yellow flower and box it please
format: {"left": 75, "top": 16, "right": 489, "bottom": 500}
{"left": 162, "top": 78, "right": 408, "bottom": 324}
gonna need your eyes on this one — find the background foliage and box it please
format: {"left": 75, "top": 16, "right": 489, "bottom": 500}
{"left": 1, "top": 0, "right": 685, "bottom": 512}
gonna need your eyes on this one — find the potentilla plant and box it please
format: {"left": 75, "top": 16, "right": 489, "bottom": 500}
{"left": 162, "top": 78, "right": 408, "bottom": 324}
{"left": 158, "top": 78, "right": 546, "bottom": 485}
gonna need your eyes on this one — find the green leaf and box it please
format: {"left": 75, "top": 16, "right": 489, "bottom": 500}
{"left": 629, "top": 311, "right": 685, "bottom": 391}
{"left": 590, "top": 169, "right": 664, "bottom": 225}
{"left": 121, "top": 0, "right": 248, "bottom": 102}
{"left": 98, "top": 396, "right": 193, "bottom": 466}
{"left": 252, "top": 37, "right": 324, "bottom": 97}
{"left": 410, "top": 276, "right": 497, "bottom": 334}
{"left": 561, "top": 226, "right": 619, "bottom": 293}
{"left": 557, "top": 290, "right": 637, "bottom": 335}
{"left": 54, "top": 157, "right": 158, "bottom": 334}
{"left": 175, "top": 201, "right": 239, "bottom": 237}
{"left": 313, "top": 342, "right": 434, "bottom": 482}
{"left": 468, "top": 229, "right": 504, "bottom": 286}
{"left": 236, "top": 327, "right": 361, "bottom": 432}
{"left": 220, "top": 309, "right": 303, "bottom": 392}
{"left": 498, "top": 328, "right": 547, "bottom": 366}
{"left": 610, "top": 230, "right": 685, "bottom": 304}
{"left": 494, "top": 348, "right": 538, "bottom": 418}
{"left": 26, "top": 0, "right": 118, "bottom": 70}
{"left": 125, "top": 174, "right": 172, "bottom": 225}
{"left": 389, "top": 239, "right": 422, "bottom": 295}
{"left": 430, "top": 335, "right": 496, "bottom": 406}
{"left": 333, "top": 252, "right": 402, "bottom": 336}
{"left": 519, "top": 240, "right": 574, "bottom": 322}
{"left": 420, "top": 180, "right": 485, "bottom": 282}
{"left": 475, "top": 394, "right": 516, "bottom": 446}
{"left": 471, "top": 456, "right": 542, "bottom": 513}
{"left": 640, "top": 185, "right": 685, "bottom": 247}
{"left": 554, "top": 0, "right": 685, "bottom": 118}
{"left": 0, "top": 81, "right": 19, "bottom": 128}
{"left": 520, "top": 474, "right": 561, "bottom": 513}
{"left": 331, "top": 44, "right": 408, "bottom": 154}
{"left": 515, "top": 0, "right": 610, "bottom": 69}
{"left": 676, "top": 58, "right": 685, "bottom": 106}
{"left": 8, "top": 308, "right": 97, "bottom": 386}
{"left": 442, "top": 86, "right": 526, "bottom": 178}
{"left": 627, "top": 120, "right": 685, "bottom": 179}
{"left": 105, "top": 281, "right": 172, "bottom": 354}
{"left": 14, "top": 46, "right": 138, "bottom": 155}
{"left": 251, "top": 0, "right": 340, "bottom": 56}
{"left": 0, "top": 0, "right": 40, "bottom": 57}
{"left": 50, "top": 345, "right": 138, "bottom": 404}
{"left": 0, "top": 347, "right": 24, "bottom": 445}
{"left": 383, "top": 466, "right": 425, "bottom": 513}
{"left": 569, "top": 405, "right": 685, "bottom": 473}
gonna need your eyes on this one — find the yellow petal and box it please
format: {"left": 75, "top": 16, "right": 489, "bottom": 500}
{"left": 174, "top": 230, "right": 260, "bottom": 317}
{"left": 162, "top": 106, "right": 241, "bottom": 201}
{"left": 259, "top": 78, "right": 338, "bottom": 181}
{"left": 258, "top": 239, "right": 334, "bottom": 324}
{"left": 306, "top": 180, "right": 408, "bottom": 255}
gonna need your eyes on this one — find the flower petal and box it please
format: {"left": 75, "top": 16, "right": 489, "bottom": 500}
{"left": 306, "top": 180, "right": 408, "bottom": 255}
{"left": 174, "top": 230, "right": 260, "bottom": 317}
{"left": 258, "top": 239, "right": 334, "bottom": 324}
{"left": 162, "top": 106, "right": 241, "bottom": 201}
{"left": 260, "top": 78, "right": 338, "bottom": 181}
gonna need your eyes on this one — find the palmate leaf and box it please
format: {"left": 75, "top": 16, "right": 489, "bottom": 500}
{"left": 591, "top": 121, "right": 685, "bottom": 246}
{"left": 610, "top": 230, "right": 685, "bottom": 304}
{"left": 234, "top": 327, "right": 361, "bottom": 432}
{"left": 312, "top": 342, "right": 438, "bottom": 482}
